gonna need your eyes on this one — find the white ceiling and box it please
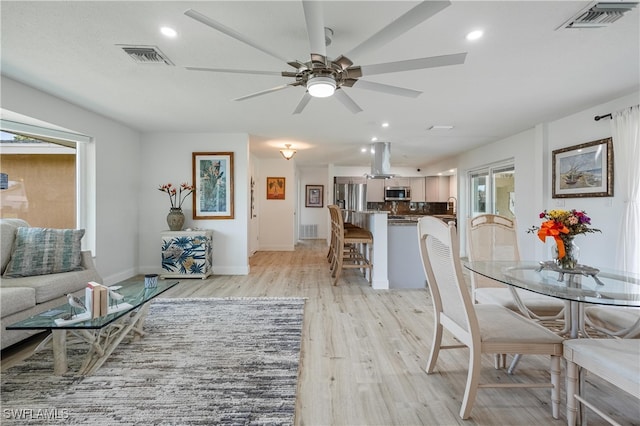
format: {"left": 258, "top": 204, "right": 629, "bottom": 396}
{"left": 1, "top": 1, "right": 638, "bottom": 169}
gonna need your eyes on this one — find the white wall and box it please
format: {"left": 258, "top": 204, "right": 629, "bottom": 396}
{"left": 256, "top": 158, "right": 296, "bottom": 251}
{"left": 1, "top": 76, "right": 141, "bottom": 284}
{"left": 456, "top": 128, "right": 537, "bottom": 258}
{"left": 543, "top": 91, "right": 640, "bottom": 268}
{"left": 138, "top": 132, "right": 250, "bottom": 275}
{"left": 432, "top": 90, "right": 639, "bottom": 269}
{"left": 298, "top": 166, "right": 329, "bottom": 239}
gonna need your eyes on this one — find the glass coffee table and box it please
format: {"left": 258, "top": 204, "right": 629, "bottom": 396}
{"left": 6, "top": 278, "right": 179, "bottom": 376}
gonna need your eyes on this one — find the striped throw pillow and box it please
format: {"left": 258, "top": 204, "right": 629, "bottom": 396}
{"left": 3, "top": 227, "right": 85, "bottom": 277}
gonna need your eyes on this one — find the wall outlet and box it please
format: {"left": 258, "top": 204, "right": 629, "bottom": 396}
{"left": 555, "top": 199, "right": 565, "bottom": 207}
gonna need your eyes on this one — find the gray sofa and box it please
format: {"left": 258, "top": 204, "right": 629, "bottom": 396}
{"left": 1, "top": 218, "right": 102, "bottom": 349}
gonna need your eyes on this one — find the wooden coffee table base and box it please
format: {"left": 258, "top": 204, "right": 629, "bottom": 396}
{"left": 38, "top": 304, "right": 151, "bottom": 376}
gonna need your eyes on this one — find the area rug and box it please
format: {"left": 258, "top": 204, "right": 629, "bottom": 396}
{"left": 1, "top": 297, "right": 306, "bottom": 425}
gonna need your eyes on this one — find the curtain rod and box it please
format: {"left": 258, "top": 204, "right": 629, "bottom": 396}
{"left": 594, "top": 113, "right": 612, "bottom": 121}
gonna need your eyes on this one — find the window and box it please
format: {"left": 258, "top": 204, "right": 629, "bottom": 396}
{"left": 469, "top": 162, "right": 515, "bottom": 219}
{"left": 0, "top": 119, "right": 95, "bottom": 253}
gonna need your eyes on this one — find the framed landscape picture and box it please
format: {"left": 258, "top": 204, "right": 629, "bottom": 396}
{"left": 305, "top": 185, "right": 323, "bottom": 207}
{"left": 192, "top": 152, "right": 234, "bottom": 219}
{"left": 552, "top": 138, "right": 613, "bottom": 198}
{"left": 266, "top": 177, "right": 285, "bottom": 200}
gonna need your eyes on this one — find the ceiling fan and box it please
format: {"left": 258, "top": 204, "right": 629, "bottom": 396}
{"left": 184, "top": 1, "right": 466, "bottom": 114}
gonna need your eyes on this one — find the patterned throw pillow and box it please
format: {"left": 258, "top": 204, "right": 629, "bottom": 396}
{"left": 3, "top": 227, "right": 85, "bottom": 277}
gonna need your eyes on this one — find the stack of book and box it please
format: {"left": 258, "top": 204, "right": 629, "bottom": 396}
{"left": 85, "top": 281, "right": 109, "bottom": 318}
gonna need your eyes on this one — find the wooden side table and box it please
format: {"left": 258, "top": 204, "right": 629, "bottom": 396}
{"left": 161, "top": 230, "right": 213, "bottom": 279}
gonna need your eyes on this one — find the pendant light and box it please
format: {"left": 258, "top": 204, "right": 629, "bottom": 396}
{"left": 280, "top": 144, "right": 297, "bottom": 160}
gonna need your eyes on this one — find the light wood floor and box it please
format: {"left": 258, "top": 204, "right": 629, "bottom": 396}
{"left": 2, "top": 240, "right": 638, "bottom": 425}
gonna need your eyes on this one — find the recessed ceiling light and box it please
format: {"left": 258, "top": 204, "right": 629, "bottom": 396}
{"left": 428, "top": 125, "right": 454, "bottom": 130}
{"left": 381, "top": 122, "right": 389, "bottom": 128}
{"left": 161, "top": 27, "right": 177, "bottom": 38}
{"left": 437, "top": 173, "right": 443, "bottom": 176}
{"left": 466, "top": 30, "right": 483, "bottom": 41}
{"left": 449, "top": 169, "right": 455, "bottom": 173}
{"left": 371, "top": 136, "right": 378, "bottom": 142}
{"left": 361, "top": 147, "right": 368, "bottom": 153}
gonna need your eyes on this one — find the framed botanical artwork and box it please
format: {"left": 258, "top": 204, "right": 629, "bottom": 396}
{"left": 552, "top": 137, "right": 613, "bottom": 198}
{"left": 305, "top": 184, "right": 324, "bottom": 207}
{"left": 192, "top": 152, "right": 234, "bottom": 219}
{"left": 266, "top": 177, "right": 285, "bottom": 200}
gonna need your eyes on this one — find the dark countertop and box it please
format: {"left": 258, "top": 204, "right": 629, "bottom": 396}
{"left": 388, "top": 213, "right": 456, "bottom": 225}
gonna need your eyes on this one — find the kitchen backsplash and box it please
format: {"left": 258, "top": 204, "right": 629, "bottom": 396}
{"left": 367, "top": 201, "right": 449, "bottom": 215}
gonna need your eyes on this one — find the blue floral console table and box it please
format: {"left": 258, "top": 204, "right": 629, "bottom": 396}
{"left": 161, "top": 230, "right": 213, "bottom": 279}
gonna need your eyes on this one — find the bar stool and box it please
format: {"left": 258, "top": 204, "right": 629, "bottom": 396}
{"left": 327, "top": 205, "right": 373, "bottom": 285}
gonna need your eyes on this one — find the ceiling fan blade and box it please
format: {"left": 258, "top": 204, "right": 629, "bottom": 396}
{"left": 343, "top": 1, "right": 451, "bottom": 60}
{"left": 361, "top": 53, "right": 467, "bottom": 76}
{"left": 184, "top": 9, "right": 290, "bottom": 64}
{"left": 293, "top": 93, "right": 312, "bottom": 115}
{"left": 302, "top": 1, "right": 326, "bottom": 57}
{"left": 333, "top": 89, "right": 363, "bottom": 114}
{"left": 351, "top": 80, "right": 421, "bottom": 98}
{"left": 186, "top": 67, "right": 282, "bottom": 76}
{"left": 334, "top": 55, "right": 354, "bottom": 70}
{"left": 234, "top": 84, "right": 294, "bottom": 101}
{"left": 287, "top": 60, "right": 308, "bottom": 70}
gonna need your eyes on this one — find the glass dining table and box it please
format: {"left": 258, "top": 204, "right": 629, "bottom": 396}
{"left": 464, "top": 260, "right": 640, "bottom": 338}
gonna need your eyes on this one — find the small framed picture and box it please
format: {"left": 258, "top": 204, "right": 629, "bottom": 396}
{"left": 552, "top": 138, "right": 613, "bottom": 198}
{"left": 305, "top": 185, "right": 324, "bottom": 208}
{"left": 266, "top": 177, "right": 285, "bottom": 200}
{"left": 192, "top": 152, "right": 234, "bottom": 219}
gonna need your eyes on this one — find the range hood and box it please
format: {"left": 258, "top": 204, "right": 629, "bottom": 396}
{"left": 367, "top": 142, "right": 395, "bottom": 179}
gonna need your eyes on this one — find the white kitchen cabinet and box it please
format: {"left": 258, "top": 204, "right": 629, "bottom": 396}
{"left": 426, "top": 177, "right": 439, "bottom": 201}
{"left": 410, "top": 177, "right": 426, "bottom": 202}
{"left": 426, "top": 176, "right": 451, "bottom": 201}
{"left": 366, "top": 179, "right": 385, "bottom": 202}
{"left": 438, "top": 176, "right": 451, "bottom": 201}
{"left": 335, "top": 176, "right": 366, "bottom": 184}
{"left": 386, "top": 177, "right": 410, "bottom": 187}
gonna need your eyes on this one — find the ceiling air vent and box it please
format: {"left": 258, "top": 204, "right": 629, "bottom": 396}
{"left": 559, "top": 2, "right": 638, "bottom": 29}
{"left": 118, "top": 45, "right": 174, "bottom": 65}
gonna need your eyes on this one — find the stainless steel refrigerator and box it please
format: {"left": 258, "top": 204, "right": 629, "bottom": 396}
{"left": 334, "top": 182, "right": 367, "bottom": 217}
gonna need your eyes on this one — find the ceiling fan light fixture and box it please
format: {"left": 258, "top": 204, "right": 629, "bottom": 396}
{"left": 307, "top": 76, "right": 336, "bottom": 98}
{"left": 280, "top": 144, "right": 297, "bottom": 160}
{"left": 466, "top": 30, "right": 483, "bottom": 41}
{"left": 160, "top": 26, "right": 178, "bottom": 38}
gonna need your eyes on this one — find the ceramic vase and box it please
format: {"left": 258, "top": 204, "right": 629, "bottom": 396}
{"left": 167, "top": 207, "right": 185, "bottom": 231}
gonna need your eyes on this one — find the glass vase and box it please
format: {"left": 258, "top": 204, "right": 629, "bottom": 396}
{"left": 167, "top": 207, "right": 185, "bottom": 231}
{"left": 553, "top": 236, "right": 579, "bottom": 270}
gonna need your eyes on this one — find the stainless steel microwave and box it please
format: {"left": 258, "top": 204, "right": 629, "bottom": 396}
{"left": 385, "top": 186, "right": 411, "bottom": 201}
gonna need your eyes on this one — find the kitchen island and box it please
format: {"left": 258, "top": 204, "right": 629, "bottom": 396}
{"left": 346, "top": 210, "right": 389, "bottom": 289}
{"left": 387, "top": 214, "right": 456, "bottom": 288}
{"left": 341, "top": 210, "right": 456, "bottom": 290}
{"left": 388, "top": 221, "right": 425, "bottom": 289}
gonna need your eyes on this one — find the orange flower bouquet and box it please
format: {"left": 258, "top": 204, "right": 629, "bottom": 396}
{"left": 528, "top": 209, "right": 600, "bottom": 269}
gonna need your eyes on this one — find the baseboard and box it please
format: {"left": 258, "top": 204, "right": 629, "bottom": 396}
{"left": 257, "top": 245, "right": 295, "bottom": 251}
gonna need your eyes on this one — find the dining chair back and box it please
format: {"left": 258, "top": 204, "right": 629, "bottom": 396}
{"left": 467, "top": 214, "right": 565, "bottom": 321}
{"left": 417, "top": 216, "right": 563, "bottom": 420}
{"left": 467, "top": 214, "right": 520, "bottom": 292}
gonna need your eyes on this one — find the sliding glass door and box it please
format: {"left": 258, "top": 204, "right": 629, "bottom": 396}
{"left": 469, "top": 163, "right": 515, "bottom": 219}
